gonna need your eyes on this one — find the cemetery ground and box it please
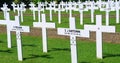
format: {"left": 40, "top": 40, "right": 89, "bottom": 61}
{"left": 0, "top": 10, "right": 120, "bottom": 63}
{"left": 0, "top": 10, "right": 120, "bottom": 32}
{"left": 1, "top": 33, "right": 120, "bottom": 63}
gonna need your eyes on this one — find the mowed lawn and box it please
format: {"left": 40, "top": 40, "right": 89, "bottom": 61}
{"left": 0, "top": 10, "right": 120, "bottom": 31}
{"left": 0, "top": 10, "right": 120, "bottom": 63}
{"left": 0, "top": 33, "right": 120, "bottom": 63}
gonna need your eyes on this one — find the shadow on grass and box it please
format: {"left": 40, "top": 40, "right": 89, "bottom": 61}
{"left": 48, "top": 48, "right": 70, "bottom": 52}
{"left": 80, "top": 61, "right": 104, "bottom": 63}
{"left": 23, "top": 54, "right": 53, "bottom": 60}
{"left": 22, "top": 44, "right": 37, "bottom": 47}
{"left": 0, "top": 50, "right": 13, "bottom": 53}
{"left": 79, "top": 62, "right": 90, "bottom": 63}
{"left": 103, "top": 53, "right": 120, "bottom": 58}
{"left": 0, "top": 40, "right": 4, "bottom": 43}
{"left": 12, "top": 44, "right": 37, "bottom": 48}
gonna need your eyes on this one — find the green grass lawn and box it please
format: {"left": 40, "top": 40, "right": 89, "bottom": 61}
{"left": 0, "top": 10, "right": 120, "bottom": 63}
{"left": 0, "top": 33, "right": 120, "bottom": 63}
{"left": 0, "top": 10, "right": 120, "bottom": 32}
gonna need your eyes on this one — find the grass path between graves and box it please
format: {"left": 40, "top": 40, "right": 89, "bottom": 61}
{"left": 0, "top": 33, "right": 120, "bottom": 63}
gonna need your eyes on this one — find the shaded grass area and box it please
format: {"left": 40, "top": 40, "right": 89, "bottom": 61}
{"left": 0, "top": 33, "right": 120, "bottom": 63}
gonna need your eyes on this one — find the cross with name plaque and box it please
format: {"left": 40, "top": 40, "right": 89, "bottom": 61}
{"left": 9, "top": 15, "right": 30, "bottom": 61}
{"left": 57, "top": 17, "right": 89, "bottom": 63}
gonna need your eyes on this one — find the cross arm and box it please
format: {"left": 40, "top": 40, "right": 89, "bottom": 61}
{"left": 84, "top": 25, "right": 97, "bottom": 31}
{"left": 101, "top": 26, "right": 115, "bottom": 33}
{"left": 33, "top": 22, "right": 55, "bottom": 28}
{"left": 0, "top": 20, "right": 7, "bottom": 25}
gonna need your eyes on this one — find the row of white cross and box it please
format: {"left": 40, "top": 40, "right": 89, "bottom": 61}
{"left": 0, "top": 11, "right": 116, "bottom": 63}
{"left": 1, "top": 1, "right": 120, "bottom": 25}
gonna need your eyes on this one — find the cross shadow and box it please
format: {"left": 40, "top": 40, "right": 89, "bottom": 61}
{"left": 12, "top": 44, "right": 37, "bottom": 48}
{"left": 79, "top": 62, "right": 90, "bottom": 63}
{"left": 103, "top": 53, "right": 120, "bottom": 59}
{"left": 48, "top": 48, "right": 70, "bottom": 52}
{"left": 23, "top": 54, "right": 53, "bottom": 60}
{"left": 0, "top": 50, "right": 13, "bottom": 53}
{"left": 22, "top": 44, "right": 37, "bottom": 47}
{"left": 79, "top": 61, "right": 104, "bottom": 63}
{"left": 0, "top": 40, "right": 4, "bottom": 43}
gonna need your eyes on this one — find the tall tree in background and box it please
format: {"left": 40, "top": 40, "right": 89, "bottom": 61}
{"left": 14, "top": 0, "right": 20, "bottom": 3}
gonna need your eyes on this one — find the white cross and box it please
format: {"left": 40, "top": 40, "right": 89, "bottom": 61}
{"left": 29, "top": 2, "right": 37, "bottom": 20}
{"left": 33, "top": 14, "right": 55, "bottom": 53}
{"left": 20, "top": 2, "right": 26, "bottom": 22}
{"left": 57, "top": 4, "right": 65, "bottom": 24}
{"left": 100, "top": 2, "right": 114, "bottom": 26}
{"left": 83, "top": 1, "right": 91, "bottom": 10}
{"left": 0, "top": 12, "right": 30, "bottom": 61}
{"left": 57, "top": 17, "right": 89, "bottom": 63}
{"left": 37, "top": 2, "right": 44, "bottom": 22}
{"left": 65, "top": 2, "right": 69, "bottom": 13}
{"left": 11, "top": 2, "right": 17, "bottom": 12}
{"left": 60, "top": 1, "right": 66, "bottom": 9}
{"left": 51, "top": 1, "right": 57, "bottom": 12}
{"left": 78, "top": 3, "right": 84, "bottom": 25}
{"left": 40, "top": 2, "right": 45, "bottom": 12}
{"left": 84, "top": 15, "right": 115, "bottom": 59}
{"left": 72, "top": 1, "right": 78, "bottom": 11}
{"left": 115, "top": 1, "right": 120, "bottom": 23}
{"left": 0, "top": 12, "right": 13, "bottom": 48}
{"left": 1, "top": 3, "right": 10, "bottom": 20}
{"left": 89, "top": 1, "right": 98, "bottom": 23}
{"left": 9, "top": 15, "right": 30, "bottom": 61}
{"left": 46, "top": 3, "right": 55, "bottom": 21}
{"left": 68, "top": 2, "right": 74, "bottom": 18}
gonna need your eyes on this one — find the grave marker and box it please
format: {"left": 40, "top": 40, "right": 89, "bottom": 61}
{"left": 100, "top": 2, "right": 115, "bottom": 26}
{"left": 0, "top": 12, "right": 30, "bottom": 61}
{"left": 1, "top": 3, "right": 10, "bottom": 20}
{"left": 0, "top": 12, "right": 19, "bottom": 48}
{"left": 11, "top": 2, "right": 17, "bottom": 12}
{"left": 46, "top": 3, "right": 55, "bottom": 21}
{"left": 84, "top": 15, "right": 115, "bottom": 59}
{"left": 89, "top": 1, "right": 98, "bottom": 23}
{"left": 29, "top": 2, "right": 37, "bottom": 20}
{"left": 33, "top": 14, "right": 55, "bottom": 53}
{"left": 20, "top": 3, "right": 26, "bottom": 22}
{"left": 57, "top": 17, "right": 89, "bottom": 63}
{"left": 10, "top": 17, "right": 30, "bottom": 61}
{"left": 57, "top": 4, "right": 65, "bottom": 24}
{"left": 78, "top": 3, "right": 84, "bottom": 25}
{"left": 68, "top": 2, "right": 73, "bottom": 18}
{"left": 115, "top": 1, "right": 120, "bottom": 23}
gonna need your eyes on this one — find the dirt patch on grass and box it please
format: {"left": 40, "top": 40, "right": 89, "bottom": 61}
{"left": 0, "top": 25, "right": 120, "bottom": 43}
